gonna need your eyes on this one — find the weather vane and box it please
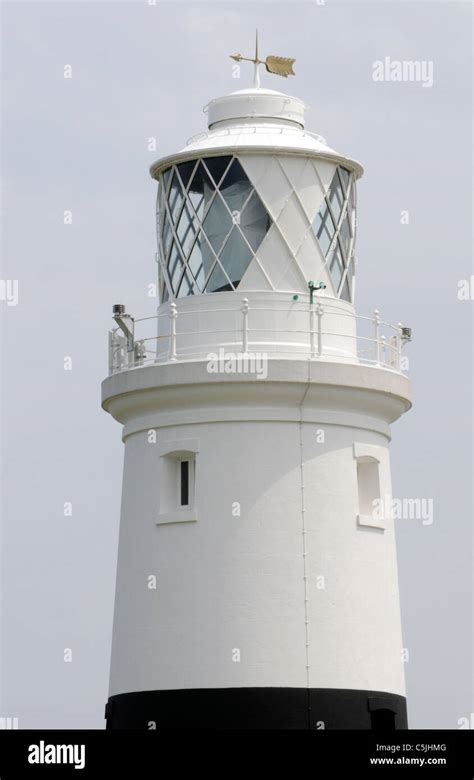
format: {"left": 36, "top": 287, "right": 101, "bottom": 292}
{"left": 230, "top": 30, "right": 296, "bottom": 88}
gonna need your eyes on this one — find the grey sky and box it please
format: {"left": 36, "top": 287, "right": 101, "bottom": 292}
{"left": 1, "top": 0, "right": 472, "bottom": 728}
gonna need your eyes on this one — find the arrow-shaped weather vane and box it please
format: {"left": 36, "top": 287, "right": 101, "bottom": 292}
{"left": 230, "top": 30, "right": 296, "bottom": 88}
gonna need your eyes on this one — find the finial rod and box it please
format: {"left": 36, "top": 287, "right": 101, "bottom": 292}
{"left": 254, "top": 29, "right": 260, "bottom": 89}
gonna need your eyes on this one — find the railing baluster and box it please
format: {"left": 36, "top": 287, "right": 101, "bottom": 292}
{"left": 373, "top": 309, "right": 381, "bottom": 366}
{"left": 108, "top": 332, "right": 114, "bottom": 374}
{"left": 317, "top": 303, "right": 324, "bottom": 357}
{"left": 242, "top": 298, "right": 249, "bottom": 353}
{"left": 310, "top": 305, "right": 316, "bottom": 358}
{"left": 396, "top": 322, "right": 403, "bottom": 372}
{"left": 380, "top": 335, "right": 386, "bottom": 367}
{"left": 169, "top": 302, "right": 178, "bottom": 361}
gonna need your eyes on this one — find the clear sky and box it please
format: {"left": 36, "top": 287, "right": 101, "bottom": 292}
{"left": 1, "top": 0, "right": 472, "bottom": 728}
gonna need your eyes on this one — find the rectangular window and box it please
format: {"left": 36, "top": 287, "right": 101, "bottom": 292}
{"left": 355, "top": 453, "right": 385, "bottom": 530}
{"left": 357, "top": 458, "right": 380, "bottom": 517}
{"left": 180, "top": 460, "right": 190, "bottom": 506}
{"left": 157, "top": 441, "right": 199, "bottom": 526}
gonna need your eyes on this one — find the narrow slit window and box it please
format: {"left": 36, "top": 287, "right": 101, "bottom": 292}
{"left": 180, "top": 460, "right": 190, "bottom": 506}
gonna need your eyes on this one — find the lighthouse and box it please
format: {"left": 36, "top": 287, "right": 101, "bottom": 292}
{"left": 103, "top": 39, "right": 412, "bottom": 730}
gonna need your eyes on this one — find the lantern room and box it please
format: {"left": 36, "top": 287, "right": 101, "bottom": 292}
{"left": 150, "top": 86, "right": 363, "bottom": 306}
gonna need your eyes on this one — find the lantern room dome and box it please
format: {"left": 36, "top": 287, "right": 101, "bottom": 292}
{"left": 206, "top": 87, "right": 307, "bottom": 129}
{"left": 150, "top": 86, "right": 363, "bottom": 181}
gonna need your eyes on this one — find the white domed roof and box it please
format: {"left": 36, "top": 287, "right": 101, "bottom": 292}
{"left": 206, "top": 87, "right": 306, "bottom": 130}
{"left": 150, "top": 86, "right": 363, "bottom": 180}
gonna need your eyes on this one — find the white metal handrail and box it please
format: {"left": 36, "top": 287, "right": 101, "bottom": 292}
{"left": 108, "top": 299, "right": 410, "bottom": 376}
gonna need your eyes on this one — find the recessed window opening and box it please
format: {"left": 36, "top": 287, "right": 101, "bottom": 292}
{"left": 180, "top": 460, "right": 190, "bottom": 506}
{"left": 357, "top": 457, "right": 381, "bottom": 518}
{"left": 157, "top": 443, "right": 199, "bottom": 525}
{"left": 370, "top": 708, "right": 396, "bottom": 732}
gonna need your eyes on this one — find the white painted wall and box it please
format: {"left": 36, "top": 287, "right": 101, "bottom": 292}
{"left": 107, "top": 363, "right": 408, "bottom": 699}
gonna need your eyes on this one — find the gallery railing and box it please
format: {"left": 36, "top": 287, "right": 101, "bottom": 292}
{"left": 108, "top": 299, "right": 411, "bottom": 376}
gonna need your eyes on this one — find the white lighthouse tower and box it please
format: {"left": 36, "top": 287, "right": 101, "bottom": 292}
{"left": 103, "top": 40, "right": 412, "bottom": 730}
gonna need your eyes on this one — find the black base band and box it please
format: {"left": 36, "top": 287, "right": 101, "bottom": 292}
{"left": 105, "top": 688, "right": 407, "bottom": 730}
